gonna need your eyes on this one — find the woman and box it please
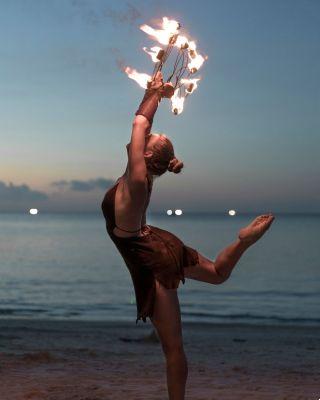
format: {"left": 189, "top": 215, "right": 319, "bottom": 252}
{"left": 101, "top": 71, "right": 275, "bottom": 400}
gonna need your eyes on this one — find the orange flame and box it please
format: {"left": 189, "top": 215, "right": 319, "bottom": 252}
{"left": 162, "top": 16, "right": 180, "bottom": 32}
{"left": 175, "top": 35, "right": 189, "bottom": 49}
{"left": 124, "top": 66, "right": 151, "bottom": 89}
{"left": 188, "top": 53, "right": 206, "bottom": 73}
{"left": 140, "top": 17, "right": 180, "bottom": 45}
{"left": 181, "top": 78, "right": 201, "bottom": 94}
{"left": 171, "top": 89, "right": 185, "bottom": 115}
{"left": 187, "top": 40, "right": 206, "bottom": 73}
{"left": 142, "top": 46, "right": 163, "bottom": 63}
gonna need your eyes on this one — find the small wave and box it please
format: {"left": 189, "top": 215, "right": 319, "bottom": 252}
{"left": 0, "top": 308, "right": 48, "bottom": 315}
{"left": 186, "top": 290, "right": 319, "bottom": 299}
{"left": 181, "top": 310, "right": 320, "bottom": 325}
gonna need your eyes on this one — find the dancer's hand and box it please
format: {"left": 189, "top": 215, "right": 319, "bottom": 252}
{"left": 147, "top": 71, "right": 164, "bottom": 90}
{"left": 161, "top": 82, "right": 174, "bottom": 98}
{"left": 147, "top": 72, "right": 174, "bottom": 99}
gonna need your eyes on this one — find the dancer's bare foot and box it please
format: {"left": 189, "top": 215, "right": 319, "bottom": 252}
{"left": 238, "top": 213, "right": 275, "bottom": 245}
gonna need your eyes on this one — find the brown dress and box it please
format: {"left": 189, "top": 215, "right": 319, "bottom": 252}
{"left": 101, "top": 175, "right": 199, "bottom": 324}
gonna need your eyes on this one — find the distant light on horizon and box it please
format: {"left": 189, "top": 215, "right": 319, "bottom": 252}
{"left": 29, "top": 208, "right": 38, "bottom": 215}
{"left": 175, "top": 209, "right": 183, "bottom": 216}
{"left": 166, "top": 209, "right": 173, "bottom": 215}
{"left": 228, "top": 209, "right": 236, "bottom": 216}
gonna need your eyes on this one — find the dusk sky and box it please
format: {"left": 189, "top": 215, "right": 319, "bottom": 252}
{"left": 1, "top": 0, "right": 319, "bottom": 213}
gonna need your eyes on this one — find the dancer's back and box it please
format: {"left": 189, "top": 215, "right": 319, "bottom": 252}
{"left": 101, "top": 174, "right": 152, "bottom": 239}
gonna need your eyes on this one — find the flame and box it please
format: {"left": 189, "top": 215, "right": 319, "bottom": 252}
{"left": 142, "top": 46, "right": 163, "bottom": 63}
{"left": 181, "top": 78, "right": 200, "bottom": 94}
{"left": 186, "top": 41, "right": 206, "bottom": 73}
{"left": 175, "top": 35, "right": 189, "bottom": 49}
{"left": 188, "top": 53, "right": 205, "bottom": 73}
{"left": 162, "top": 16, "right": 180, "bottom": 32}
{"left": 171, "top": 89, "right": 185, "bottom": 115}
{"left": 124, "top": 66, "right": 151, "bottom": 89}
{"left": 188, "top": 40, "right": 197, "bottom": 51}
{"left": 140, "top": 17, "right": 179, "bottom": 45}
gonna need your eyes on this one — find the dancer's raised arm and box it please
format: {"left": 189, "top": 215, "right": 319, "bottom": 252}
{"left": 128, "top": 116, "right": 152, "bottom": 184}
{"left": 128, "top": 71, "right": 173, "bottom": 184}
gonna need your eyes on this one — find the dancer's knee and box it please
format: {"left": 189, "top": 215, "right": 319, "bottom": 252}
{"left": 212, "top": 260, "right": 231, "bottom": 284}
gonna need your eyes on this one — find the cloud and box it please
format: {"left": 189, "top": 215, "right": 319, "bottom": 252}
{"left": 0, "top": 181, "right": 48, "bottom": 212}
{"left": 51, "top": 178, "right": 115, "bottom": 192}
{"left": 67, "top": 2, "right": 153, "bottom": 78}
{"left": 103, "top": 2, "right": 141, "bottom": 27}
{"left": 0, "top": 181, "right": 48, "bottom": 201}
{"left": 109, "top": 47, "right": 127, "bottom": 72}
{"left": 71, "top": 1, "right": 142, "bottom": 28}
{"left": 0, "top": 178, "right": 116, "bottom": 212}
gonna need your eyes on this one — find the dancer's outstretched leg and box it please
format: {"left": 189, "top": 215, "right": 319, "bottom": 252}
{"left": 184, "top": 214, "right": 275, "bottom": 284}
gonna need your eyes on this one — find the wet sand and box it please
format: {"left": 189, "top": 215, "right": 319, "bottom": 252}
{"left": 0, "top": 318, "right": 318, "bottom": 399}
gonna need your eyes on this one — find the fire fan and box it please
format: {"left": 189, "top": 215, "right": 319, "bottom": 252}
{"left": 124, "top": 16, "right": 207, "bottom": 115}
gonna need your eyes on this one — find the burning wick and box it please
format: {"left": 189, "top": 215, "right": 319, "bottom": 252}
{"left": 228, "top": 210, "right": 236, "bottom": 216}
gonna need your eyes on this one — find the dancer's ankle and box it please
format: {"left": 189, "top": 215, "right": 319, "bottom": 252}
{"left": 236, "top": 237, "right": 252, "bottom": 250}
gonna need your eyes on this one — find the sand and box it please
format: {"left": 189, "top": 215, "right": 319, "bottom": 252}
{"left": 0, "top": 318, "right": 318, "bottom": 400}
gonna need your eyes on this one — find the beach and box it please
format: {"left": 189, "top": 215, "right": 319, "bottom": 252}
{"left": 0, "top": 318, "right": 318, "bottom": 400}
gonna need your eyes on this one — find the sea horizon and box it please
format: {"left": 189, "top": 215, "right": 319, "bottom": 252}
{"left": 1, "top": 211, "right": 320, "bottom": 216}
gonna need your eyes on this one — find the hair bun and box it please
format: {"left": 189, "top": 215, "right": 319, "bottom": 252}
{"left": 168, "top": 157, "right": 184, "bottom": 174}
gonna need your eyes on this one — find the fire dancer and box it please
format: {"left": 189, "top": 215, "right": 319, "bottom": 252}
{"left": 101, "top": 71, "right": 275, "bottom": 399}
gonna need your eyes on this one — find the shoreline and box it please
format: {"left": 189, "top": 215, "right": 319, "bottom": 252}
{"left": 0, "top": 318, "right": 318, "bottom": 399}
{"left": 1, "top": 316, "right": 320, "bottom": 328}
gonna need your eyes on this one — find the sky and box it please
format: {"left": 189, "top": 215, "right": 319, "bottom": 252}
{"left": 1, "top": 0, "right": 319, "bottom": 213}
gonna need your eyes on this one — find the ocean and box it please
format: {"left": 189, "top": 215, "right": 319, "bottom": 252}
{"left": 0, "top": 212, "right": 319, "bottom": 326}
